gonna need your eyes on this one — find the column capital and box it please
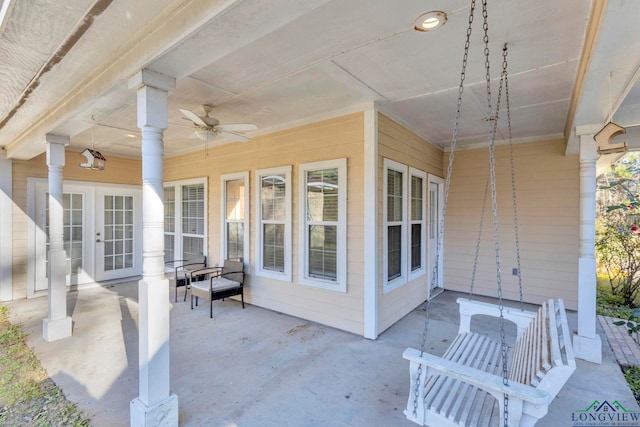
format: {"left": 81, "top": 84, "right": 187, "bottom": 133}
{"left": 43, "top": 133, "right": 70, "bottom": 146}
{"left": 45, "top": 137, "right": 67, "bottom": 167}
{"left": 128, "top": 69, "right": 176, "bottom": 93}
{"left": 579, "top": 134, "right": 598, "bottom": 162}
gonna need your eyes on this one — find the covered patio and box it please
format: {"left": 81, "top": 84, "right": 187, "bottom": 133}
{"left": 7, "top": 282, "right": 638, "bottom": 426}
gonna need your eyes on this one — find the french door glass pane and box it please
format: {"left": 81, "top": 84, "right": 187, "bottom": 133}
{"left": 429, "top": 188, "right": 437, "bottom": 239}
{"left": 45, "top": 193, "right": 84, "bottom": 276}
{"left": 104, "top": 195, "right": 134, "bottom": 272}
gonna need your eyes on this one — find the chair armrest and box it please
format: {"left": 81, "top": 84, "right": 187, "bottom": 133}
{"left": 219, "top": 271, "right": 243, "bottom": 277}
{"left": 165, "top": 259, "right": 188, "bottom": 269}
{"left": 182, "top": 261, "right": 208, "bottom": 273}
{"left": 457, "top": 298, "right": 537, "bottom": 338}
{"left": 403, "top": 347, "right": 550, "bottom": 404}
{"left": 189, "top": 266, "right": 222, "bottom": 276}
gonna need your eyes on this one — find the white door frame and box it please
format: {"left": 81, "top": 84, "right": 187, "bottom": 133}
{"left": 28, "top": 179, "right": 141, "bottom": 297}
{"left": 427, "top": 174, "right": 445, "bottom": 297}
{"left": 94, "top": 186, "right": 143, "bottom": 281}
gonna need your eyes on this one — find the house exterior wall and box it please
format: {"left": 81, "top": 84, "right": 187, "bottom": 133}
{"left": 376, "top": 113, "right": 444, "bottom": 333}
{"left": 444, "top": 139, "right": 580, "bottom": 309}
{"left": 165, "top": 113, "right": 366, "bottom": 334}
{"left": 11, "top": 150, "right": 141, "bottom": 298}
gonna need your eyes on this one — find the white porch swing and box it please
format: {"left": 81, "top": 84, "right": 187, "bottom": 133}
{"left": 403, "top": 1, "right": 576, "bottom": 426}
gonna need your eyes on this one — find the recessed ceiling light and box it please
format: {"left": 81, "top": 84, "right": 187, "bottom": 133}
{"left": 126, "top": 134, "right": 136, "bottom": 138}
{"left": 414, "top": 11, "right": 447, "bottom": 32}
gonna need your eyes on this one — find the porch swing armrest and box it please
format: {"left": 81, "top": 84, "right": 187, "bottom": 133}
{"left": 403, "top": 348, "right": 550, "bottom": 404}
{"left": 457, "top": 298, "right": 537, "bottom": 339}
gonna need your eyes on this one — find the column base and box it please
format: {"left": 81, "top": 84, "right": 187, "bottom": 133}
{"left": 573, "top": 333, "right": 602, "bottom": 364}
{"left": 131, "top": 394, "right": 178, "bottom": 427}
{"left": 42, "top": 316, "right": 73, "bottom": 342}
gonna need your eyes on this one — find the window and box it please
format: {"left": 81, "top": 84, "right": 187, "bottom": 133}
{"left": 384, "top": 159, "right": 427, "bottom": 292}
{"left": 299, "top": 159, "right": 347, "bottom": 292}
{"left": 384, "top": 159, "right": 407, "bottom": 290}
{"left": 164, "top": 179, "right": 207, "bottom": 264}
{"left": 222, "top": 172, "right": 249, "bottom": 264}
{"left": 256, "top": 166, "right": 291, "bottom": 281}
{"left": 164, "top": 187, "right": 175, "bottom": 263}
{"left": 409, "top": 168, "right": 427, "bottom": 279}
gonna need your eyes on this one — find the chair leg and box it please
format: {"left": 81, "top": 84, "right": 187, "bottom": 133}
{"left": 241, "top": 290, "right": 245, "bottom": 309}
{"left": 190, "top": 294, "right": 194, "bottom": 310}
{"left": 210, "top": 297, "right": 213, "bottom": 318}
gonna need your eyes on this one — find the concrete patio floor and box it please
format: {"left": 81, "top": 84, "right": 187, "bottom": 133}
{"left": 6, "top": 282, "right": 640, "bottom": 427}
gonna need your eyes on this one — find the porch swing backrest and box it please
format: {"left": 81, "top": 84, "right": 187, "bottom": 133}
{"left": 403, "top": 298, "right": 576, "bottom": 426}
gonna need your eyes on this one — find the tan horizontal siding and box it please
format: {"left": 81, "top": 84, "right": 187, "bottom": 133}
{"left": 11, "top": 152, "right": 142, "bottom": 298}
{"left": 165, "top": 113, "right": 366, "bottom": 335}
{"left": 443, "top": 139, "right": 579, "bottom": 310}
{"left": 376, "top": 113, "right": 445, "bottom": 333}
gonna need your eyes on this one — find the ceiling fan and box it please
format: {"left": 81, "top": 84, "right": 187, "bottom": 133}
{"left": 179, "top": 104, "right": 257, "bottom": 142}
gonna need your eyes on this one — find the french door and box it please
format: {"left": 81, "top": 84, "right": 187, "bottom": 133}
{"left": 31, "top": 180, "right": 141, "bottom": 293}
{"left": 94, "top": 187, "right": 142, "bottom": 281}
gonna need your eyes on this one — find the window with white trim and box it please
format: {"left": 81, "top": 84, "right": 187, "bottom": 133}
{"left": 256, "top": 166, "right": 291, "bottom": 281}
{"left": 299, "top": 159, "right": 347, "bottom": 292}
{"left": 164, "top": 179, "right": 207, "bottom": 264}
{"left": 384, "top": 159, "right": 407, "bottom": 290}
{"left": 222, "top": 172, "right": 249, "bottom": 264}
{"left": 383, "top": 160, "right": 427, "bottom": 292}
{"left": 409, "top": 168, "right": 427, "bottom": 280}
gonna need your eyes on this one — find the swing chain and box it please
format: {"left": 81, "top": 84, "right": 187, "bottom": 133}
{"left": 496, "top": 43, "right": 524, "bottom": 311}
{"left": 503, "top": 46, "right": 525, "bottom": 311}
{"left": 413, "top": 0, "right": 478, "bottom": 418}
{"left": 480, "top": 0, "right": 510, "bottom": 425}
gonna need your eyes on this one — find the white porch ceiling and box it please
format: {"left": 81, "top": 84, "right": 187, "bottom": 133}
{"left": 1, "top": 0, "right": 639, "bottom": 161}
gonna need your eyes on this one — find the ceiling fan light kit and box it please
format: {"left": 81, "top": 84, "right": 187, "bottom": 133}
{"left": 179, "top": 105, "right": 257, "bottom": 144}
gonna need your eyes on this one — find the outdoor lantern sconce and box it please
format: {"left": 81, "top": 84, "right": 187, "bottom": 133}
{"left": 79, "top": 148, "right": 106, "bottom": 171}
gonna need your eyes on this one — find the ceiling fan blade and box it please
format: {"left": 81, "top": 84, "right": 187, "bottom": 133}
{"left": 218, "top": 130, "right": 250, "bottom": 143}
{"left": 179, "top": 108, "right": 208, "bottom": 128}
{"left": 217, "top": 123, "right": 258, "bottom": 132}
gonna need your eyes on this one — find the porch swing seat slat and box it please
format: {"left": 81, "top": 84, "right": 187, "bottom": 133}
{"left": 404, "top": 298, "right": 576, "bottom": 427}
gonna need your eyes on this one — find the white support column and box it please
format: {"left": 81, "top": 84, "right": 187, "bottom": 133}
{"left": 128, "top": 69, "right": 178, "bottom": 427}
{"left": 43, "top": 135, "right": 73, "bottom": 342}
{"left": 363, "top": 107, "right": 379, "bottom": 339}
{"left": 0, "top": 149, "right": 13, "bottom": 301}
{"left": 573, "top": 133, "right": 602, "bottom": 364}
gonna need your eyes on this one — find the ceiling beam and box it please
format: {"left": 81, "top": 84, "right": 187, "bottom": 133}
{"left": 563, "top": 0, "right": 608, "bottom": 154}
{"left": 5, "top": 0, "right": 242, "bottom": 159}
